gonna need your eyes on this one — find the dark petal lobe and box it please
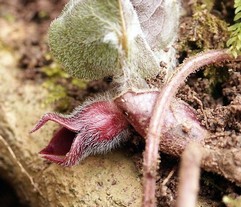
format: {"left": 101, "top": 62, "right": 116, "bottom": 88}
{"left": 39, "top": 127, "right": 76, "bottom": 156}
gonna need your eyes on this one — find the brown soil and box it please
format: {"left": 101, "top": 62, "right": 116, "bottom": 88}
{"left": 0, "top": 0, "right": 240, "bottom": 207}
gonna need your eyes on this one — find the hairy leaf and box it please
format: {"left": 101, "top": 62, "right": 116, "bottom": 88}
{"left": 131, "top": 0, "right": 180, "bottom": 50}
{"left": 48, "top": 0, "right": 160, "bottom": 82}
{"left": 131, "top": 0, "right": 180, "bottom": 72}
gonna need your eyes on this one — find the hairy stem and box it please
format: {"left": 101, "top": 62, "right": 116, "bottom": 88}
{"left": 142, "top": 49, "right": 239, "bottom": 207}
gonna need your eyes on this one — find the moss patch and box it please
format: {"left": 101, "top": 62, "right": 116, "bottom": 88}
{"left": 41, "top": 62, "right": 88, "bottom": 112}
{"left": 179, "top": 4, "right": 229, "bottom": 54}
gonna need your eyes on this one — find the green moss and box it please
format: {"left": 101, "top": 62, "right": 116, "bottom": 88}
{"left": 200, "top": 0, "right": 215, "bottom": 12}
{"left": 42, "top": 80, "right": 70, "bottom": 111}
{"left": 203, "top": 66, "right": 229, "bottom": 86}
{"left": 193, "top": 5, "right": 229, "bottom": 48}
{"left": 41, "top": 62, "right": 88, "bottom": 112}
{"left": 179, "top": 4, "right": 229, "bottom": 54}
{"left": 71, "top": 78, "right": 87, "bottom": 88}
{"left": 203, "top": 66, "right": 229, "bottom": 98}
{"left": 191, "top": 7, "right": 230, "bottom": 98}
{"left": 179, "top": 4, "right": 230, "bottom": 98}
{"left": 42, "top": 62, "right": 70, "bottom": 78}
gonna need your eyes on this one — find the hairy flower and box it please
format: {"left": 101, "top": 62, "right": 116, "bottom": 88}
{"left": 31, "top": 90, "right": 207, "bottom": 166}
{"left": 31, "top": 101, "right": 130, "bottom": 166}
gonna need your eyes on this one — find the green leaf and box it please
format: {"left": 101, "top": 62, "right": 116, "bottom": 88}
{"left": 232, "top": 50, "right": 238, "bottom": 58}
{"left": 236, "top": 41, "right": 241, "bottom": 50}
{"left": 228, "top": 24, "right": 239, "bottom": 31}
{"left": 227, "top": 37, "right": 236, "bottom": 47}
{"left": 235, "top": 6, "right": 241, "bottom": 14}
{"left": 48, "top": 0, "right": 159, "bottom": 83}
{"left": 234, "top": 12, "right": 241, "bottom": 21}
{"left": 227, "top": 1, "right": 241, "bottom": 58}
{"left": 235, "top": 0, "right": 241, "bottom": 8}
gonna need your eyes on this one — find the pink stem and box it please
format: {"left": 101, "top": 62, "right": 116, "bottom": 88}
{"left": 142, "top": 49, "right": 238, "bottom": 207}
{"left": 176, "top": 142, "right": 202, "bottom": 207}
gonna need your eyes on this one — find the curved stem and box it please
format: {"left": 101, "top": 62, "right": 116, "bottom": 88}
{"left": 142, "top": 49, "right": 240, "bottom": 207}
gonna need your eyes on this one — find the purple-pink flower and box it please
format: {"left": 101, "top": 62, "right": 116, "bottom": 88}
{"left": 31, "top": 101, "right": 130, "bottom": 166}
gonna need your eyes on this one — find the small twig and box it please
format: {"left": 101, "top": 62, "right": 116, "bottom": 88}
{"left": 0, "top": 135, "right": 43, "bottom": 197}
{"left": 162, "top": 167, "right": 176, "bottom": 186}
{"left": 176, "top": 142, "right": 202, "bottom": 207}
{"left": 143, "top": 49, "right": 239, "bottom": 207}
{"left": 192, "top": 95, "right": 208, "bottom": 128}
